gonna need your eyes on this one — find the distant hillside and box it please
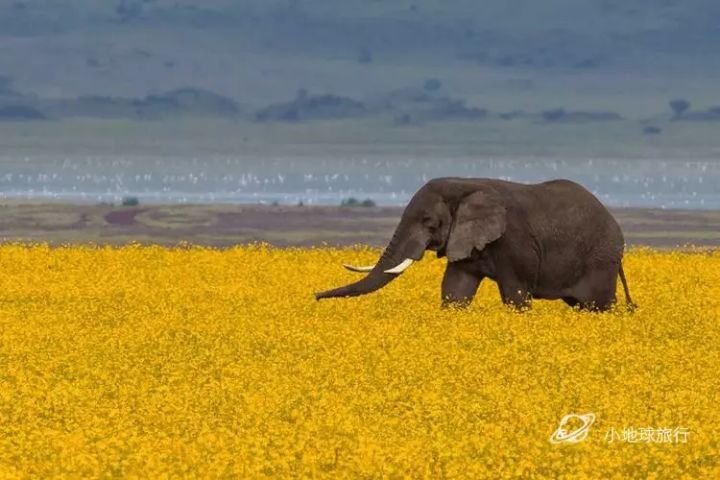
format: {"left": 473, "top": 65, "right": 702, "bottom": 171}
{"left": 0, "top": 0, "right": 719, "bottom": 117}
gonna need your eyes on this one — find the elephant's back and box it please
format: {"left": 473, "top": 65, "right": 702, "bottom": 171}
{"left": 513, "top": 179, "right": 624, "bottom": 261}
{"left": 530, "top": 179, "right": 615, "bottom": 221}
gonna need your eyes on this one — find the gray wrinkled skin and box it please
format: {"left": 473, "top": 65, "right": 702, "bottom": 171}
{"left": 315, "top": 177, "right": 634, "bottom": 311}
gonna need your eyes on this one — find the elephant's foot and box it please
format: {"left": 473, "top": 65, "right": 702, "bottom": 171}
{"left": 567, "top": 269, "right": 619, "bottom": 312}
{"left": 441, "top": 297, "right": 473, "bottom": 309}
{"left": 441, "top": 262, "right": 482, "bottom": 309}
{"left": 499, "top": 284, "right": 532, "bottom": 311}
{"left": 563, "top": 296, "right": 580, "bottom": 308}
{"left": 579, "top": 297, "right": 616, "bottom": 312}
{"left": 503, "top": 298, "right": 532, "bottom": 311}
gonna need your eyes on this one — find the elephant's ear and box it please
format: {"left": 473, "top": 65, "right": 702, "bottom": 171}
{"left": 446, "top": 191, "right": 507, "bottom": 262}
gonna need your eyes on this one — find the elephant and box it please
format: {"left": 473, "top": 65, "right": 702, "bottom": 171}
{"left": 315, "top": 177, "right": 634, "bottom": 311}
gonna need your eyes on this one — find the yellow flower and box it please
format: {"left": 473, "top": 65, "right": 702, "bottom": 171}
{"left": 0, "top": 244, "right": 717, "bottom": 477}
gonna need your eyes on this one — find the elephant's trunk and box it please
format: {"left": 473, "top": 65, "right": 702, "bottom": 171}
{"left": 313, "top": 267, "right": 396, "bottom": 299}
{"left": 315, "top": 227, "right": 422, "bottom": 300}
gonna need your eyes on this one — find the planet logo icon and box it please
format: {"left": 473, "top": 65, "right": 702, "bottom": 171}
{"left": 549, "top": 413, "right": 596, "bottom": 444}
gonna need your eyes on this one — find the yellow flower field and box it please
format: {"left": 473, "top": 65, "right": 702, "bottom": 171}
{"left": 0, "top": 244, "right": 718, "bottom": 478}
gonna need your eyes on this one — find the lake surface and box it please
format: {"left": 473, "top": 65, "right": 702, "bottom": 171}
{"left": 1, "top": 154, "right": 719, "bottom": 209}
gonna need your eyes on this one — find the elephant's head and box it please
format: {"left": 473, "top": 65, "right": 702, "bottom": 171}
{"left": 314, "top": 179, "right": 507, "bottom": 300}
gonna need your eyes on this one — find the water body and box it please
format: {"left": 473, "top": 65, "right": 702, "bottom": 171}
{"left": 1, "top": 154, "right": 719, "bottom": 209}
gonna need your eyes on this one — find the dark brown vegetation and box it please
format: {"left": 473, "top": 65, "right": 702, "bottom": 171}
{"left": 0, "top": 203, "right": 718, "bottom": 249}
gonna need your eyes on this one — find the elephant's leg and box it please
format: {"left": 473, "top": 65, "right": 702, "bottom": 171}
{"left": 571, "top": 267, "right": 618, "bottom": 312}
{"left": 563, "top": 297, "right": 580, "bottom": 308}
{"left": 441, "top": 262, "right": 482, "bottom": 308}
{"left": 498, "top": 281, "right": 532, "bottom": 310}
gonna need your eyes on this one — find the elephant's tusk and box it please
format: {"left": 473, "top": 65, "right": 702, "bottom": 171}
{"left": 343, "top": 263, "right": 375, "bottom": 273}
{"left": 384, "top": 258, "right": 414, "bottom": 274}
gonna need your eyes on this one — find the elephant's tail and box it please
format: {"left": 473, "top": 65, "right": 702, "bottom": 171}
{"left": 619, "top": 262, "right": 636, "bottom": 312}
